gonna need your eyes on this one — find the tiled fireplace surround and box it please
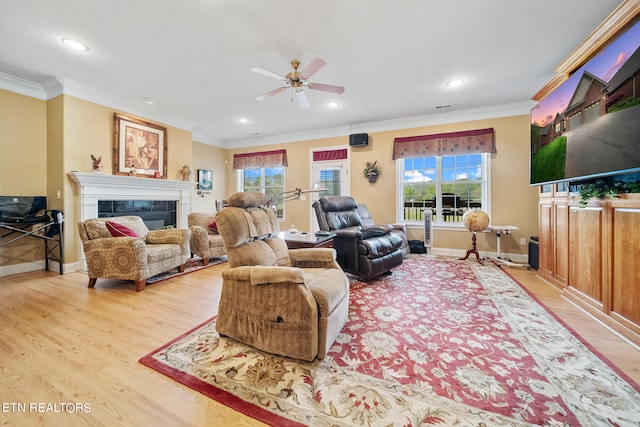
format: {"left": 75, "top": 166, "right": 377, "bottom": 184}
{"left": 69, "top": 172, "right": 194, "bottom": 270}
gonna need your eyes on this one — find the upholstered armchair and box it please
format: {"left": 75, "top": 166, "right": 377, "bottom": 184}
{"left": 215, "top": 192, "right": 350, "bottom": 361}
{"left": 312, "top": 196, "right": 405, "bottom": 279}
{"left": 77, "top": 216, "right": 191, "bottom": 291}
{"left": 188, "top": 212, "right": 226, "bottom": 265}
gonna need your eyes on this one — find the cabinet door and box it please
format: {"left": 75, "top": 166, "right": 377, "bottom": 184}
{"left": 568, "top": 205, "right": 604, "bottom": 307}
{"left": 610, "top": 201, "right": 640, "bottom": 335}
{"left": 539, "top": 201, "right": 554, "bottom": 276}
{"left": 554, "top": 202, "right": 569, "bottom": 284}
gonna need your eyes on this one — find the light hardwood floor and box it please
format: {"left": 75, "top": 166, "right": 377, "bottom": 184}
{"left": 1, "top": 262, "right": 638, "bottom": 427}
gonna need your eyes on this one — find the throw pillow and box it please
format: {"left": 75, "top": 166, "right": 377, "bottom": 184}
{"left": 208, "top": 220, "right": 218, "bottom": 233}
{"left": 106, "top": 221, "right": 139, "bottom": 238}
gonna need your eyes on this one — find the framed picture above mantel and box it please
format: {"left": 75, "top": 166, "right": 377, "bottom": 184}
{"left": 113, "top": 113, "right": 168, "bottom": 178}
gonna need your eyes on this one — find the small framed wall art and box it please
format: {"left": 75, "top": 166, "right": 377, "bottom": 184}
{"left": 197, "top": 169, "right": 213, "bottom": 190}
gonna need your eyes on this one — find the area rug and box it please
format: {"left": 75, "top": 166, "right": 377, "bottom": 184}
{"left": 146, "top": 256, "right": 227, "bottom": 284}
{"left": 139, "top": 255, "right": 640, "bottom": 426}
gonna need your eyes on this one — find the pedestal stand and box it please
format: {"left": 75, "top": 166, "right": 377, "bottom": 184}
{"left": 460, "top": 231, "right": 483, "bottom": 264}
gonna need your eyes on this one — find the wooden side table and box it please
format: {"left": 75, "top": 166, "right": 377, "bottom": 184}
{"left": 278, "top": 231, "right": 335, "bottom": 249}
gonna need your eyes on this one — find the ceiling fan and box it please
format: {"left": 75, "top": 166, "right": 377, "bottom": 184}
{"left": 251, "top": 58, "right": 344, "bottom": 109}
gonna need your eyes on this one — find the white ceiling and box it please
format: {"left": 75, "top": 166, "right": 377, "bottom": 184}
{"left": 0, "top": 0, "right": 625, "bottom": 148}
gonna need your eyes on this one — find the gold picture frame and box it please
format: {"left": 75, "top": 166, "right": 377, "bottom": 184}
{"left": 113, "top": 113, "right": 167, "bottom": 178}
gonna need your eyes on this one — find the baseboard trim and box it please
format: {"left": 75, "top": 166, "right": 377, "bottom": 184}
{"left": 0, "top": 260, "right": 78, "bottom": 277}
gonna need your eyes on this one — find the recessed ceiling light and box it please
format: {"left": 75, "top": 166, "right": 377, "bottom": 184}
{"left": 143, "top": 98, "right": 155, "bottom": 105}
{"left": 447, "top": 79, "right": 464, "bottom": 88}
{"left": 62, "top": 38, "right": 89, "bottom": 51}
{"left": 238, "top": 118, "right": 249, "bottom": 124}
{"left": 326, "top": 101, "right": 339, "bottom": 109}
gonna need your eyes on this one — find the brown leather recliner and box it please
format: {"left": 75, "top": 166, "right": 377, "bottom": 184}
{"left": 312, "top": 196, "right": 406, "bottom": 279}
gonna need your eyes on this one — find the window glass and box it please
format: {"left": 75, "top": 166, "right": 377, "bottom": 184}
{"left": 399, "top": 153, "right": 487, "bottom": 225}
{"left": 238, "top": 167, "right": 285, "bottom": 218}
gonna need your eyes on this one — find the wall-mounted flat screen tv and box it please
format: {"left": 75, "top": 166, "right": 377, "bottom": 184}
{"left": 530, "top": 19, "right": 640, "bottom": 185}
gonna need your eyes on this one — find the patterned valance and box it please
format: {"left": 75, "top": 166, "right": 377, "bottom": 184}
{"left": 233, "top": 149, "right": 288, "bottom": 169}
{"left": 393, "top": 128, "right": 495, "bottom": 159}
{"left": 313, "top": 148, "right": 348, "bottom": 162}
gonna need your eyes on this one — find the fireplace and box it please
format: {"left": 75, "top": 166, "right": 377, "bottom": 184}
{"left": 69, "top": 172, "right": 194, "bottom": 269}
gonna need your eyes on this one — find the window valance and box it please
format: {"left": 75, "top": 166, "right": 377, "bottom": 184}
{"left": 393, "top": 128, "right": 495, "bottom": 159}
{"left": 312, "top": 148, "right": 348, "bottom": 162}
{"left": 233, "top": 149, "right": 288, "bottom": 169}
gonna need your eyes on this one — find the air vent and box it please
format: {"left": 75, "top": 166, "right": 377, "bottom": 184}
{"left": 435, "top": 104, "right": 452, "bottom": 110}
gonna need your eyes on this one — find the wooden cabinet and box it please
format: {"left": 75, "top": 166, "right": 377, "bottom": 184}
{"left": 539, "top": 191, "right": 640, "bottom": 345}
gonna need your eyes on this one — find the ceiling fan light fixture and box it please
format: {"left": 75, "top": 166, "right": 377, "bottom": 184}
{"left": 447, "top": 79, "right": 464, "bottom": 88}
{"left": 62, "top": 38, "right": 89, "bottom": 51}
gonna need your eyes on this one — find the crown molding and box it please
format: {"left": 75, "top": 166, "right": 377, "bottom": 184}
{"left": 223, "top": 100, "right": 535, "bottom": 149}
{"left": 2, "top": 71, "right": 533, "bottom": 149}
{"left": 0, "top": 72, "right": 47, "bottom": 99}
{"left": 0, "top": 73, "right": 195, "bottom": 132}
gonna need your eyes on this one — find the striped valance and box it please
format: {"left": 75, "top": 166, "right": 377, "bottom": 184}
{"left": 313, "top": 148, "right": 348, "bottom": 162}
{"left": 233, "top": 149, "right": 288, "bottom": 169}
{"left": 393, "top": 128, "right": 495, "bottom": 159}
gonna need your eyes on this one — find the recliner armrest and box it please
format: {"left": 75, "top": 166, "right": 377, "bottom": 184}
{"left": 222, "top": 265, "right": 305, "bottom": 286}
{"left": 289, "top": 248, "right": 336, "bottom": 263}
{"left": 333, "top": 228, "right": 362, "bottom": 239}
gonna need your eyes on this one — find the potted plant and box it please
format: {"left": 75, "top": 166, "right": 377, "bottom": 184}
{"left": 575, "top": 179, "right": 640, "bottom": 208}
{"left": 363, "top": 161, "right": 381, "bottom": 183}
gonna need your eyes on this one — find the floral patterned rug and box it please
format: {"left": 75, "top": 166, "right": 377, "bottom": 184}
{"left": 139, "top": 255, "right": 640, "bottom": 426}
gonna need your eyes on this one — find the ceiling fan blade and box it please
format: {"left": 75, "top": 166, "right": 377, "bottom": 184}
{"left": 307, "top": 82, "right": 345, "bottom": 95}
{"left": 300, "top": 58, "right": 326, "bottom": 79}
{"left": 256, "top": 87, "right": 287, "bottom": 101}
{"left": 251, "top": 67, "right": 286, "bottom": 81}
{"left": 295, "top": 90, "right": 310, "bottom": 109}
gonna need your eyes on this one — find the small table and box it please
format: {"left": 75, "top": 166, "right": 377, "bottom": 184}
{"left": 489, "top": 225, "right": 529, "bottom": 268}
{"left": 278, "top": 231, "right": 335, "bottom": 249}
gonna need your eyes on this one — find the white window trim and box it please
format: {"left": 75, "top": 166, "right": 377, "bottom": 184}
{"left": 395, "top": 153, "right": 491, "bottom": 229}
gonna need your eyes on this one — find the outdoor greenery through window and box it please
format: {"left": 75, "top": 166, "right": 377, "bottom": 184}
{"left": 238, "top": 167, "right": 285, "bottom": 218}
{"left": 399, "top": 153, "right": 487, "bottom": 225}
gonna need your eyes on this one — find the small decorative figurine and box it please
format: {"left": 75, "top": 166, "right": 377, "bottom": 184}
{"left": 91, "top": 155, "right": 102, "bottom": 173}
{"left": 181, "top": 164, "right": 192, "bottom": 181}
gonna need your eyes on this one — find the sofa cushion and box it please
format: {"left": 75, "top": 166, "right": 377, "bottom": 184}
{"left": 106, "top": 221, "right": 139, "bottom": 238}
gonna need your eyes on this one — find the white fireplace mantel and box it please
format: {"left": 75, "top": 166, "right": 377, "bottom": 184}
{"left": 68, "top": 172, "right": 194, "bottom": 229}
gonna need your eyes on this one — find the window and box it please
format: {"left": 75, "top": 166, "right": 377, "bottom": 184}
{"left": 237, "top": 167, "right": 285, "bottom": 218}
{"left": 398, "top": 153, "right": 489, "bottom": 225}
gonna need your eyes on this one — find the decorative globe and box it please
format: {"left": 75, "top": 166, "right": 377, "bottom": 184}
{"left": 462, "top": 208, "right": 490, "bottom": 232}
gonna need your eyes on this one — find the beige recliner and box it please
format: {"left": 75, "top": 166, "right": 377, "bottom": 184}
{"left": 215, "top": 192, "right": 350, "bottom": 361}
{"left": 78, "top": 216, "right": 191, "bottom": 291}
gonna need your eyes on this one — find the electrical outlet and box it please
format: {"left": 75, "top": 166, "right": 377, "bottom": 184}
{"left": 520, "top": 237, "right": 527, "bottom": 246}
{"left": 299, "top": 194, "right": 306, "bottom": 200}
